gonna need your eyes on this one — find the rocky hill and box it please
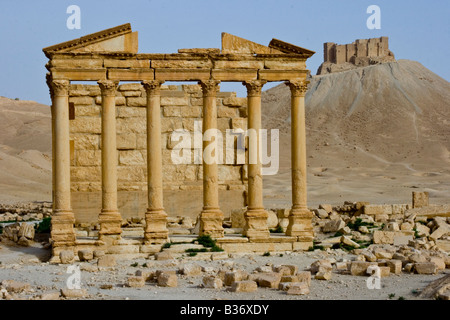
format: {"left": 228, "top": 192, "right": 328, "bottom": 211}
{"left": 0, "top": 97, "right": 52, "bottom": 203}
{"left": 261, "top": 60, "right": 450, "bottom": 207}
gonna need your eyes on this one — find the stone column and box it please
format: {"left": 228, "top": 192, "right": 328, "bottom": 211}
{"left": 199, "top": 80, "right": 224, "bottom": 239}
{"left": 285, "top": 80, "right": 313, "bottom": 241}
{"left": 142, "top": 80, "right": 169, "bottom": 243}
{"left": 242, "top": 80, "right": 270, "bottom": 240}
{"left": 98, "top": 80, "right": 122, "bottom": 240}
{"left": 49, "top": 79, "right": 76, "bottom": 250}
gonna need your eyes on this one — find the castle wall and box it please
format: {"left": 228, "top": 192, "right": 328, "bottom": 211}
{"left": 323, "top": 37, "right": 391, "bottom": 64}
{"left": 68, "top": 83, "right": 248, "bottom": 223}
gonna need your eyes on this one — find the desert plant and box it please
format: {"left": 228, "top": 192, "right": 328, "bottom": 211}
{"left": 35, "top": 217, "right": 51, "bottom": 233}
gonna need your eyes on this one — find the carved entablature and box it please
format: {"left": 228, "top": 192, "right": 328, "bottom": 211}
{"left": 43, "top": 24, "right": 314, "bottom": 85}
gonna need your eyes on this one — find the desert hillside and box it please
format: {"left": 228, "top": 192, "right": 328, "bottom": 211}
{"left": 262, "top": 60, "right": 450, "bottom": 207}
{"left": 0, "top": 97, "right": 52, "bottom": 203}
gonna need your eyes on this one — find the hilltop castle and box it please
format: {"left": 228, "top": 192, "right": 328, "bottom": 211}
{"left": 317, "top": 37, "right": 395, "bottom": 75}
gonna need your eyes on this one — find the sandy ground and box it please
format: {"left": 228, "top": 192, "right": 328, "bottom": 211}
{"left": 0, "top": 241, "right": 447, "bottom": 301}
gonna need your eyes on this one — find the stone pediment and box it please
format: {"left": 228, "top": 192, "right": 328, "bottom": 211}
{"left": 221, "top": 32, "right": 284, "bottom": 54}
{"left": 269, "top": 38, "right": 315, "bottom": 57}
{"left": 43, "top": 23, "right": 138, "bottom": 58}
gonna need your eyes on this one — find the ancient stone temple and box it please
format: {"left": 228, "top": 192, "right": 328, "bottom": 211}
{"left": 43, "top": 23, "right": 315, "bottom": 261}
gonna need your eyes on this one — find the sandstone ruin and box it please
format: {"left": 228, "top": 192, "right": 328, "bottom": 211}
{"left": 317, "top": 37, "right": 395, "bottom": 75}
{"left": 42, "top": 23, "right": 316, "bottom": 262}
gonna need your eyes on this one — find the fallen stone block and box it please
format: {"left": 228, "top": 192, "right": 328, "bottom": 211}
{"left": 315, "top": 271, "right": 332, "bottom": 280}
{"left": 286, "top": 282, "right": 310, "bottom": 295}
{"left": 224, "top": 270, "right": 248, "bottom": 286}
{"left": 408, "top": 253, "right": 427, "bottom": 264}
{"left": 60, "top": 288, "right": 88, "bottom": 298}
{"left": 374, "top": 249, "right": 393, "bottom": 260}
{"left": 78, "top": 249, "right": 94, "bottom": 262}
{"left": 202, "top": 276, "right": 223, "bottom": 289}
{"left": 350, "top": 261, "right": 376, "bottom": 276}
{"left": 135, "top": 270, "right": 154, "bottom": 281}
{"left": 363, "top": 204, "right": 392, "bottom": 216}
{"left": 181, "top": 263, "right": 202, "bottom": 276}
{"left": 429, "top": 225, "right": 450, "bottom": 241}
{"left": 319, "top": 204, "right": 333, "bottom": 214}
{"left": 341, "top": 236, "right": 360, "bottom": 248}
{"left": 361, "top": 250, "right": 377, "bottom": 262}
{"left": 1, "top": 280, "right": 31, "bottom": 293}
{"left": 229, "top": 280, "right": 258, "bottom": 293}
{"left": 314, "top": 208, "right": 329, "bottom": 219}
{"left": 256, "top": 272, "right": 282, "bottom": 288}
{"left": 59, "top": 250, "right": 75, "bottom": 264}
{"left": 157, "top": 273, "right": 178, "bottom": 287}
{"left": 322, "top": 219, "right": 345, "bottom": 233}
{"left": 414, "top": 262, "right": 437, "bottom": 274}
{"left": 310, "top": 260, "right": 332, "bottom": 275}
{"left": 429, "top": 257, "right": 446, "bottom": 271}
{"left": 273, "top": 265, "right": 292, "bottom": 276}
{"left": 97, "top": 255, "right": 116, "bottom": 267}
{"left": 386, "top": 260, "right": 402, "bottom": 274}
{"left": 335, "top": 262, "right": 349, "bottom": 271}
{"left": 127, "top": 276, "right": 145, "bottom": 288}
{"left": 281, "top": 275, "right": 299, "bottom": 283}
{"left": 40, "top": 291, "right": 61, "bottom": 300}
{"left": 415, "top": 223, "right": 430, "bottom": 237}
{"left": 373, "top": 230, "right": 395, "bottom": 244}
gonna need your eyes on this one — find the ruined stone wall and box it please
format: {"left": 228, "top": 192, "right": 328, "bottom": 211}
{"left": 68, "top": 83, "right": 248, "bottom": 224}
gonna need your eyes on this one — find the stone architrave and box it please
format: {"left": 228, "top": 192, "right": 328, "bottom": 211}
{"left": 98, "top": 80, "right": 122, "bottom": 239}
{"left": 242, "top": 80, "right": 270, "bottom": 240}
{"left": 285, "top": 81, "right": 313, "bottom": 242}
{"left": 142, "top": 80, "right": 169, "bottom": 243}
{"left": 199, "top": 80, "right": 224, "bottom": 239}
{"left": 48, "top": 79, "right": 76, "bottom": 250}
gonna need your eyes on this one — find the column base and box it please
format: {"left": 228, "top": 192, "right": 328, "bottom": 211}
{"left": 99, "top": 210, "right": 123, "bottom": 239}
{"left": 199, "top": 208, "right": 224, "bottom": 239}
{"left": 144, "top": 208, "right": 169, "bottom": 244}
{"left": 50, "top": 211, "right": 76, "bottom": 246}
{"left": 243, "top": 208, "right": 270, "bottom": 240}
{"left": 285, "top": 207, "right": 314, "bottom": 238}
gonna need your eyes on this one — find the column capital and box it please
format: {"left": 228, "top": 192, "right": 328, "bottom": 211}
{"left": 98, "top": 80, "right": 119, "bottom": 97}
{"left": 199, "top": 80, "right": 220, "bottom": 97}
{"left": 243, "top": 80, "right": 267, "bottom": 97}
{"left": 286, "top": 80, "right": 309, "bottom": 97}
{"left": 142, "top": 80, "right": 165, "bottom": 95}
{"left": 49, "top": 79, "right": 70, "bottom": 98}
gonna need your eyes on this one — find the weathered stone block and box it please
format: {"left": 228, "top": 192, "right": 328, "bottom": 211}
{"left": 386, "top": 260, "right": 402, "bottom": 274}
{"left": 157, "top": 273, "right": 178, "bottom": 287}
{"left": 161, "top": 96, "right": 189, "bottom": 106}
{"left": 223, "top": 97, "right": 247, "bottom": 107}
{"left": 224, "top": 270, "right": 249, "bottom": 286}
{"left": 78, "top": 249, "right": 93, "bottom": 261}
{"left": 286, "top": 282, "right": 310, "bottom": 295}
{"left": 350, "top": 261, "right": 375, "bottom": 276}
{"left": 412, "top": 191, "right": 429, "bottom": 208}
{"left": 119, "top": 150, "right": 145, "bottom": 166}
{"left": 414, "top": 262, "right": 437, "bottom": 274}
{"left": 322, "top": 219, "right": 345, "bottom": 233}
{"left": 59, "top": 250, "right": 75, "bottom": 264}
{"left": 256, "top": 272, "right": 281, "bottom": 288}
{"left": 373, "top": 230, "right": 395, "bottom": 244}
{"left": 127, "top": 276, "right": 145, "bottom": 288}
{"left": 97, "top": 255, "right": 116, "bottom": 267}
{"left": 202, "top": 276, "right": 223, "bottom": 289}
{"left": 76, "top": 150, "right": 101, "bottom": 166}
{"left": 181, "top": 263, "right": 202, "bottom": 276}
{"left": 229, "top": 280, "right": 257, "bottom": 292}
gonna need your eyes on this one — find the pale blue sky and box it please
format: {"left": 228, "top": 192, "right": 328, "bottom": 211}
{"left": 0, "top": 0, "right": 448, "bottom": 104}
